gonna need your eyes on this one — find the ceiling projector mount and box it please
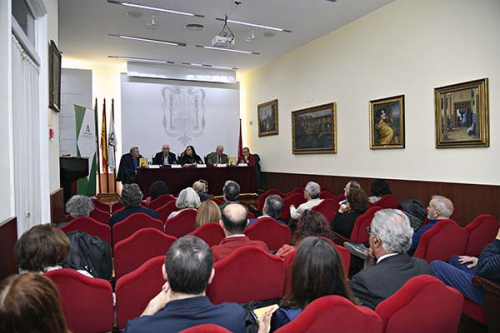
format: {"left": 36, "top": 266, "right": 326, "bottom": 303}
{"left": 211, "top": 1, "right": 243, "bottom": 49}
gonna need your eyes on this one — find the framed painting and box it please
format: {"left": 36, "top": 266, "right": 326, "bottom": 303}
{"left": 292, "top": 102, "right": 336, "bottom": 154}
{"left": 369, "top": 95, "right": 405, "bottom": 149}
{"left": 434, "top": 78, "right": 489, "bottom": 148}
{"left": 258, "top": 99, "right": 279, "bottom": 137}
{"left": 49, "top": 40, "right": 62, "bottom": 112}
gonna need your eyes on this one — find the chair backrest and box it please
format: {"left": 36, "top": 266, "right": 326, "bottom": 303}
{"left": 370, "top": 194, "right": 401, "bottom": 209}
{"left": 89, "top": 207, "right": 110, "bottom": 224}
{"left": 92, "top": 198, "right": 111, "bottom": 213}
{"left": 244, "top": 217, "right": 291, "bottom": 251}
{"left": 317, "top": 236, "right": 351, "bottom": 277}
{"left": 287, "top": 187, "right": 304, "bottom": 196}
{"left": 375, "top": 275, "right": 463, "bottom": 333}
{"left": 350, "top": 206, "right": 383, "bottom": 243}
{"left": 414, "top": 219, "right": 468, "bottom": 263}
{"left": 165, "top": 209, "right": 198, "bottom": 238}
{"left": 115, "top": 256, "right": 166, "bottom": 329}
{"left": 209, "top": 197, "right": 224, "bottom": 205}
{"left": 257, "top": 189, "right": 285, "bottom": 211}
{"left": 280, "top": 193, "right": 307, "bottom": 221}
{"left": 464, "top": 214, "right": 500, "bottom": 256}
{"left": 156, "top": 200, "right": 179, "bottom": 222}
{"left": 148, "top": 194, "right": 176, "bottom": 210}
{"left": 111, "top": 201, "right": 125, "bottom": 213}
{"left": 311, "top": 198, "right": 339, "bottom": 222}
{"left": 45, "top": 268, "right": 114, "bottom": 333}
{"left": 114, "top": 228, "right": 177, "bottom": 279}
{"left": 113, "top": 213, "right": 163, "bottom": 245}
{"left": 275, "top": 295, "right": 382, "bottom": 333}
{"left": 248, "top": 211, "right": 255, "bottom": 219}
{"left": 320, "top": 186, "right": 334, "bottom": 194}
{"left": 319, "top": 191, "right": 336, "bottom": 200}
{"left": 207, "top": 246, "right": 285, "bottom": 304}
{"left": 180, "top": 324, "right": 231, "bottom": 333}
{"left": 64, "top": 214, "right": 73, "bottom": 222}
{"left": 60, "top": 217, "right": 111, "bottom": 244}
{"left": 189, "top": 223, "right": 226, "bottom": 247}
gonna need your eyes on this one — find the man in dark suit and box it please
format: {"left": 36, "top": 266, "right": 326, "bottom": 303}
{"left": 206, "top": 145, "right": 229, "bottom": 167}
{"left": 350, "top": 209, "right": 432, "bottom": 309}
{"left": 247, "top": 194, "right": 285, "bottom": 227}
{"left": 116, "top": 147, "right": 142, "bottom": 184}
{"left": 153, "top": 143, "right": 177, "bottom": 166}
{"left": 123, "top": 236, "right": 245, "bottom": 333}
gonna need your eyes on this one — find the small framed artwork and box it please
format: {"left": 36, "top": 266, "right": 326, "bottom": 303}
{"left": 369, "top": 95, "right": 405, "bottom": 149}
{"left": 258, "top": 99, "right": 279, "bottom": 137}
{"left": 292, "top": 102, "right": 337, "bottom": 154}
{"left": 49, "top": 40, "right": 62, "bottom": 112}
{"left": 434, "top": 78, "right": 489, "bottom": 148}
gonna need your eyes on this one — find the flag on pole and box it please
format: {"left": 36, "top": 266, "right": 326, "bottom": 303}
{"left": 107, "top": 99, "right": 117, "bottom": 171}
{"left": 101, "top": 99, "right": 108, "bottom": 174}
{"left": 238, "top": 119, "right": 244, "bottom": 161}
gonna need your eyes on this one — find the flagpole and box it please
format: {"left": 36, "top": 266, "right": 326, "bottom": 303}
{"left": 102, "top": 99, "right": 110, "bottom": 194}
{"left": 111, "top": 99, "right": 117, "bottom": 193}
{"left": 94, "top": 98, "right": 102, "bottom": 195}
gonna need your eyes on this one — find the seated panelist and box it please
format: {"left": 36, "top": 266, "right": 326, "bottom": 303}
{"left": 117, "top": 146, "right": 143, "bottom": 184}
{"left": 206, "top": 145, "right": 229, "bottom": 167}
{"left": 153, "top": 144, "right": 177, "bottom": 166}
{"left": 178, "top": 145, "right": 203, "bottom": 167}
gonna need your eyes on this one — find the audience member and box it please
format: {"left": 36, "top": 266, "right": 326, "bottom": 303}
{"left": 339, "top": 180, "right": 361, "bottom": 205}
{"left": 153, "top": 144, "right": 177, "bottom": 166}
{"left": 167, "top": 187, "right": 201, "bottom": 220}
{"left": 178, "top": 146, "right": 203, "bottom": 167}
{"left": 109, "top": 184, "right": 159, "bottom": 228}
{"left": 193, "top": 180, "right": 213, "bottom": 202}
{"left": 331, "top": 188, "right": 368, "bottom": 238}
{"left": 237, "top": 147, "right": 256, "bottom": 166}
{"left": 247, "top": 194, "right": 285, "bottom": 227}
{"left": 350, "top": 209, "right": 432, "bottom": 309}
{"left": 368, "top": 179, "right": 392, "bottom": 203}
{"left": 211, "top": 204, "right": 269, "bottom": 262}
{"left": 219, "top": 180, "right": 243, "bottom": 210}
{"left": 0, "top": 272, "right": 70, "bottom": 333}
{"left": 148, "top": 180, "right": 170, "bottom": 202}
{"left": 124, "top": 236, "right": 245, "bottom": 333}
{"left": 117, "top": 147, "right": 143, "bottom": 184}
{"left": 65, "top": 195, "right": 94, "bottom": 218}
{"left": 195, "top": 200, "right": 222, "bottom": 229}
{"left": 206, "top": 145, "right": 229, "bottom": 167}
{"left": 290, "top": 182, "right": 323, "bottom": 220}
{"left": 409, "top": 195, "right": 454, "bottom": 254}
{"left": 258, "top": 237, "right": 357, "bottom": 332}
{"left": 431, "top": 227, "right": 500, "bottom": 306}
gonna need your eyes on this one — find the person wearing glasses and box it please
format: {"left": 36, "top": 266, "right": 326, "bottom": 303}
{"left": 349, "top": 209, "right": 432, "bottom": 309}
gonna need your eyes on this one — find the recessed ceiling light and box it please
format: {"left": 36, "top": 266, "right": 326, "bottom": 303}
{"left": 195, "top": 45, "right": 260, "bottom": 55}
{"left": 109, "top": 34, "right": 186, "bottom": 47}
{"left": 182, "top": 62, "right": 238, "bottom": 70}
{"left": 185, "top": 23, "right": 205, "bottom": 31}
{"left": 108, "top": 0, "right": 204, "bottom": 18}
{"left": 215, "top": 17, "right": 291, "bottom": 33}
{"left": 108, "top": 55, "right": 174, "bottom": 64}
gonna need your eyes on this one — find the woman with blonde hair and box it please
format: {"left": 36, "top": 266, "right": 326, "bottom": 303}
{"left": 195, "top": 200, "right": 222, "bottom": 228}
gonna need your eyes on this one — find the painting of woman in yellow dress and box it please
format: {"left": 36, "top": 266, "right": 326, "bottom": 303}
{"left": 375, "top": 109, "right": 394, "bottom": 144}
{"left": 370, "top": 95, "right": 405, "bottom": 149}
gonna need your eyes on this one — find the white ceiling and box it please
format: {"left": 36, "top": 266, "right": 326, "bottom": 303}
{"left": 58, "top": 0, "right": 394, "bottom": 72}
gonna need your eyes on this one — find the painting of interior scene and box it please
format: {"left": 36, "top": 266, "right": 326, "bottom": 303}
{"left": 293, "top": 104, "right": 335, "bottom": 153}
{"left": 439, "top": 88, "right": 479, "bottom": 141}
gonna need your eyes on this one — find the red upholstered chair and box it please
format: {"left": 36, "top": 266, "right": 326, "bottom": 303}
{"left": 414, "top": 219, "right": 468, "bottom": 263}
{"left": 165, "top": 209, "right": 198, "bottom": 238}
{"left": 113, "top": 213, "right": 163, "bottom": 245}
{"left": 275, "top": 295, "right": 382, "bottom": 333}
{"left": 180, "top": 324, "right": 231, "bottom": 333}
{"left": 89, "top": 207, "right": 110, "bottom": 224}
{"left": 156, "top": 201, "right": 179, "bottom": 222}
{"left": 60, "top": 217, "right": 111, "bottom": 244}
{"left": 375, "top": 275, "right": 464, "bottom": 333}
{"left": 257, "top": 189, "right": 286, "bottom": 211}
{"left": 464, "top": 214, "right": 500, "bottom": 256}
{"left": 286, "top": 187, "right": 304, "bottom": 196}
{"left": 244, "top": 217, "right": 291, "bottom": 251}
{"left": 114, "top": 228, "right": 177, "bottom": 279}
{"left": 148, "top": 194, "right": 176, "bottom": 210}
{"left": 207, "top": 246, "right": 286, "bottom": 304}
{"left": 280, "top": 193, "right": 307, "bottom": 222}
{"left": 337, "top": 193, "right": 346, "bottom": 202}
{"left": 209, "top": 198, "right": 224, "bottom": 205}
{"left": 92, "top": 198, "right": 111, "bottom": 213}
{"left": 247, "top": 211, "right": 255, "bottom": 219}
{"left": 349, "top": 206, "right": 383, "bottom": 244}
{"left": 115, "top": 256, "right": 166, "bottom": 329}
{"left": 320, "top": 186, "right": 334, "bottom": 194}
{"left": 189, "top": 223, "right": 226, "bottom": 247}
{"left": 319, "top": 191, "right": 336, "bottom": 200}
{"left": 369, "top": 194, "right": 400, "bottom": 209}
{"left": 312, "top": 198, "right": 339, "bottom": 222}
{"left": 45, "top": 268, "right": 114, "bottom": 333}
{"left": 64, "top": 214, "right": 73, "bottom": 222}
{"left": 111, "top": 201, "right": 125, "bottom": 213}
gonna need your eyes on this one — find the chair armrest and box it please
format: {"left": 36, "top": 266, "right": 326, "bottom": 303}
{"left": 473, "top": 276, "right": 500, "bottom": 298}
{"left": 332, "top": 232, "right": 350, "bottom": 246}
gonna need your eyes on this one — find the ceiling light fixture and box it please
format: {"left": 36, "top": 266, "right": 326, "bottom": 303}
{"left": 108, "top": 55, "right": 174, "bottom": 64}
{"left": 108, "top": 0, "right": 205, "bottom": 18}
{"left": 195, "top": 45, "right": 259, "bottom": 55}
{"left": 215, "top": 17, "right": 291, "bottom": 33}
{"left": 182, "top": 62, "right": 238, "bottom": 70}
{"left": 109, "top": 34, "right": 186, "bottom": 47}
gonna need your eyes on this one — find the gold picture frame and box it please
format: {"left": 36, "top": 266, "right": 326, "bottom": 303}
{"left": 258, "top": 99, "right": 279, "bottom": 137}
{"left": 369, "top": 95, "right": 405, "bottom": 149}
{"left": 292, "top": 103, "right": 337, "bottom": 154}
{"left": 49, "top": 40, "right": 62, "bottom": 112}
{"left": 434, "top": 78, "right": 489, "bottom": 148}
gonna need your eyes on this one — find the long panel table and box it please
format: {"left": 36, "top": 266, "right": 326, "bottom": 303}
{"left": 137, "top": 166, "right": 256, "bottom": 197}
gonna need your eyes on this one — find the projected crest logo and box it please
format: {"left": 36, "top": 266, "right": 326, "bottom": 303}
{"left": 161, "top": 86, "right": 206, "bottom": 145}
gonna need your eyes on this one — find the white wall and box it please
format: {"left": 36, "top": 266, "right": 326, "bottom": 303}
{"left": 240, "top": 0, "right": 500, "bottom": 185}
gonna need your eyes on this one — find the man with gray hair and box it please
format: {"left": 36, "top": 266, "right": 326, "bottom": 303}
{"left": 109, "top": 184, "right": 158, "bottom": 228}
{"left": 290, "top": 181, "right": 323, "bottom": 220}
{"left": 219, "top": 180, "right": 244, "bottom": 211}
{"left": 409, "top": 195, "right": 454, "bottom": 254}
{"left": 117, "top": 146, "right": 143, "bottom": 184}
{"left": 66, "top": 195, "right": 94, "bottom": 219}
{"left": 206, "top": 145, "right": 229, "bottom": 167}
{"left": 350, "top": 209, "right": 432, "bottom": 309}
{"left": 247, "top": 195, "right": 285, "bottom": 227}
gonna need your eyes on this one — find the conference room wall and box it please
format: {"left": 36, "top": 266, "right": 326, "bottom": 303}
{"left": 240, "top": 0, "right": 500, "bottom": 186}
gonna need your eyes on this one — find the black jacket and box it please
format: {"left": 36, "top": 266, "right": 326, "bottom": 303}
{"left": 153, "top": 151, "right": 177, "bottom": 165}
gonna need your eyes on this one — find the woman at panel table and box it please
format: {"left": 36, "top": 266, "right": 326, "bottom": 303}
{"left": 178, "top": 145, "right": 203, "bottom": 167}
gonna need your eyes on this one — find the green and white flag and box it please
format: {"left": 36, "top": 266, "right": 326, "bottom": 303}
{"left": 75, "top": 105, "right": 97, "bottom": 196}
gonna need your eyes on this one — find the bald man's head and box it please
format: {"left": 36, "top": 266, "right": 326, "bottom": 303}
{"left": 221, "top": 203, "right": 248, "bottom": 235}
